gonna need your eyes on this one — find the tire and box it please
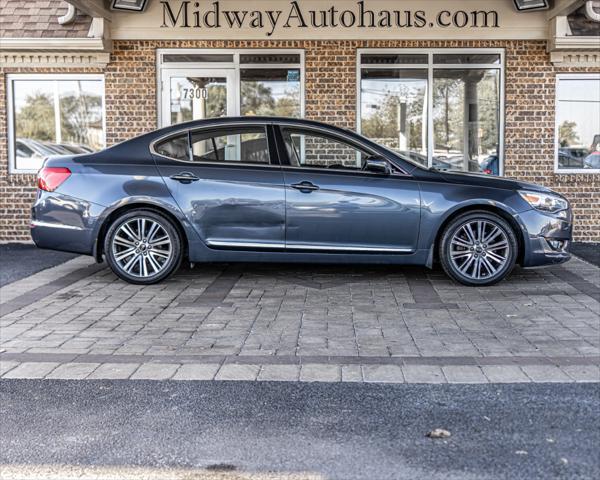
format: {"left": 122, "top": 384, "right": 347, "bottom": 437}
{"left": 439, "top": 211, "right": 518, "bottom": 286}
{"left": 104, "top": 209, "right": 183, "bottom": 285}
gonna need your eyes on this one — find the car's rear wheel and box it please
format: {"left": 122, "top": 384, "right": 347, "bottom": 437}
{"left": 439, "top": 211, "right": 518, "bottom": 286}
{"left": 104, "top": 209, "right": 182, "bottom": 285}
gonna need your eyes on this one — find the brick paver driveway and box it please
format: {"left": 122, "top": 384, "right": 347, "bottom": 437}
{"left": 1, "top": 256, "right": 599, "bottom": 383}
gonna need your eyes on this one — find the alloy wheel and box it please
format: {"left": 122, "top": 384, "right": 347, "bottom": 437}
{"left": 111, "top": 217, "right": 173, "bottom": 278}
{"left": 449, "top": 220, "right": 510, "bottom": 281}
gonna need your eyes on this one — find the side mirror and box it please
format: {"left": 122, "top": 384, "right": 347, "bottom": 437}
{"left": 365, "top": 157, "right": 391, "bottom": 175}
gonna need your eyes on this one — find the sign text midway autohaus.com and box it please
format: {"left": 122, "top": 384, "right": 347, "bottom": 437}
{"left": 160, "top": 1, "right": 501, "bottom": 36}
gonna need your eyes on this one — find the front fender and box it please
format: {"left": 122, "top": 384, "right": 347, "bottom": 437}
{"left": 417, "top": 182, "right": 528, "bottom": 252}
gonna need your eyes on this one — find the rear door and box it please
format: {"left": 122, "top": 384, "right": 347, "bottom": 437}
{"left": 276, "top": 126, "right": 421, "bottom": 252}
{"left": 153, "top": 123, "right": 286, "bottom": 249}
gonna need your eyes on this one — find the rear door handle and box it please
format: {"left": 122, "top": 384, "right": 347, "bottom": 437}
{"left": 170, "top": 172, "right": 199, "bottom": 184}
{"left": 291, "top": 181, "right": 319, "bottom": 193}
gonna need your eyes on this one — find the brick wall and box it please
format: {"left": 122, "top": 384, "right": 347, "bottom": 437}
{"left": 1, "top": 39, "right": 599, "bottom": 242}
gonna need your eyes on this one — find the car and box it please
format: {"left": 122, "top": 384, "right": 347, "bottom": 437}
{"left": 584, "top": 152, "right": 600, "bottom": 169}
{"left": 480, "top": 155, "right": 499, "bottom": 176}
{"left": 31, "top": 117, "right": 573, "bottom": 286}
{"left": 558, "top": 147, "right": 589, "bottom": 169}
{"left": 16, "top": 138, "right": 58, "bottom": 160}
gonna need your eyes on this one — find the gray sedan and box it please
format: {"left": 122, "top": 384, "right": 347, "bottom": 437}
{"left": 31, "top": 117, "right": 572, "bottom": 286}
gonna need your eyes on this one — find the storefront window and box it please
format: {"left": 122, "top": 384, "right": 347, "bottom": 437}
{"left": 359, "top": 50, "right": 503, "bottom": 175}
{"left": 556, "top": 75, "right": 600, "bottom": 172}
{"left": 240, "top": 68, "right": 301, "bottom": 117}
{"left": 360, "top": 69, "right": 428, "bottom": 166}
{"left": 433, "top": 69, "right": 500, "bottom": 173}
{"left": 160, "top": 50, "right": 303, "bottom": 127}
{"left": 8, "top": 75, "right": 104, "bottom": 173}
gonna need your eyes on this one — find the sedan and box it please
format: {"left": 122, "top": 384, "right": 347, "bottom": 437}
{"left": 31, "top": 117, "right": 573, "bottom": 286}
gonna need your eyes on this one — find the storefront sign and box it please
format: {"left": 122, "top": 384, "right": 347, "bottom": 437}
{"left": 110, "top": 0, "right": 548, "bottom": 40}
{"left": 159, "top": 1, "right": 500, "bottom": 36}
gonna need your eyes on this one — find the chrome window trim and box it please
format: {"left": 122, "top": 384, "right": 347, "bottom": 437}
{"left": 150, "top": 120, "right": 413, "bottom": 175}
{"left": 150, "top": 122, "right": 279, "bottom": 168}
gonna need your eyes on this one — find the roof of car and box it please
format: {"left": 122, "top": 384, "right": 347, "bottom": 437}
{"left": 155, "top": 116, "right": 357, "bottom": 137}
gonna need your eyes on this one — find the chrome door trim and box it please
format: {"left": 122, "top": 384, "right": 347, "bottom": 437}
{"left": 206, "top": 239, "right": 412, "bottom": 253}
{"left": 286, "top": 243, "right": 413, "bottom": 253}
{"left": 31, "top": 220, "right": 83, "bottom": 231}
{"left": 206, "top": 240, "right": 286, "bottom": 249}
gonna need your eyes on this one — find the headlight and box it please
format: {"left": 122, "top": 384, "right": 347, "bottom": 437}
{"left": 519, "top": 190, "right": 568, "bottom": 214}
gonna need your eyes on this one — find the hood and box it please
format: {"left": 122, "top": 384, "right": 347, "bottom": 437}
{"left": 438, "top": 170, "right": 554, "bottom": 194}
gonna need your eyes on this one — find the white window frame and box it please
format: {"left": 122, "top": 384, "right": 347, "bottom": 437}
{"left": 554, "top": 73, "right": 600, "bottom": 174}
{"left": 156, "top": 49, "right": 305, "bottom": 128}
{"left": 6, "top": 73, "right": 106, "bottom": 174}
{"left": 356, "top": 48, "right": 505, "bottom": 175}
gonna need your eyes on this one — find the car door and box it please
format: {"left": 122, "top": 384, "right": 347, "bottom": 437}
{"left": 276, "top": 126, "right": 421, "bottom": 252}
{"left": 153, "top": 123, "right": 286, "bottom": 249}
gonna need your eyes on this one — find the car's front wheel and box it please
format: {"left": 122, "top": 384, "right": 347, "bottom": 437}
{"left": 104, "top": 209, "right": 183, "bottom": 285}
{"left": 439, "top": 211, "right": 518, "bottom": 286}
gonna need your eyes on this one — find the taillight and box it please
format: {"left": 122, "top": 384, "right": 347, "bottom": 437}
{"left": 483, "top": 169, "right": 492, "bottom": 175}
{"left": 37, "top": 167, "right": 71, "bottom": 192}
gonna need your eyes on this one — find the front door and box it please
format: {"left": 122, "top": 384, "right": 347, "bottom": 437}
{"left": 278, "top": 126, "right": 421, "bottom": 252}
{"left": 160, "top": 68, "right": 236, "bottom": 127}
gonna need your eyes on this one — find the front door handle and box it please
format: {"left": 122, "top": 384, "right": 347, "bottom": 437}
{"left": 170, "top": 172, "right": 199, "bottom": 184}
{"left": 291, "top": 181, "right": 319, "bottom": 193}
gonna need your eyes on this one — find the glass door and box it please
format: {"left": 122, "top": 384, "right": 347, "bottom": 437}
{"left": 160, "top": 69, "right": 236, "bottom": 128}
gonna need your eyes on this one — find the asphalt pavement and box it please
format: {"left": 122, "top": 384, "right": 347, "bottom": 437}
{"left": 1, "top": 380, "right": 598, "bottom": 480}
{"left": 0, "top": 243, "right": 77, "bottom": 287}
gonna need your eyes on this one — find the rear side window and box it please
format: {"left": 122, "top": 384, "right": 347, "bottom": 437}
{"left": 190, "top": 126, "right": 270, "bottom": 164}
{"left": 155, "top": 134, "right": 189, "bottom": 161}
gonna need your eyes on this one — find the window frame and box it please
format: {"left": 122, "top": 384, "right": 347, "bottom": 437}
{"left": 554, "top": 73, "right": 600, "bottom": 174}
{"left": 6, "top": 73, "right": 106, "bottom": 174}
{"left": 356, "top": 48, "right": 505, "bottom": 175}
{"left": 150, "top": 122, "right": 280, "bottom": 169}
{"left": 189, "top": 125, "right": 272, "bottom": 166}
{"left": 275, "top": 124, "right": 407, "bottom": 177}
{"left": 156, "top": 49, "right": 305, "bottom": 127}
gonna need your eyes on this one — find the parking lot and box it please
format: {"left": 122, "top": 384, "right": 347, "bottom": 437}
{"left": 1, "top": 253, "right": 598, "bottom": 384}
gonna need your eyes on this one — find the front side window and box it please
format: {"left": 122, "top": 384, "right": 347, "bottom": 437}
{"left": 190, "top": 126, "right": 270, "bottom": 164}
{"left": 556, "top": 75, "right": 600, "bottom": 172}
{"left": 8, "top": 75, "right": 105, "bottom": 172}
{"left": 359, "top": 50, "right": 503, "bottom": 175}
{"left": 283, "top": 129, "right": 369, "bottom": 171}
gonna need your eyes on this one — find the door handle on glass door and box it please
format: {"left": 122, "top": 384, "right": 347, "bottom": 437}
{"left": 170, "top": 172, "right": 199, "bottom": 184}
{"left": 291, "top": 181, "right": 319, "bottom": 193}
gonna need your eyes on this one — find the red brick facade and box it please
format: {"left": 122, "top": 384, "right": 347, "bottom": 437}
{"left": 1, "top": 40, "right": 599, "bottom": 241}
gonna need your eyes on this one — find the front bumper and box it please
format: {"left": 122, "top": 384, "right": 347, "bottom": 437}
{"left": 518, "top": 208, "right": 573, "bottom": 267}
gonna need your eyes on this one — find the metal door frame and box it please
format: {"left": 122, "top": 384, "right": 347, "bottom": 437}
{"left": 159, "top": 68, "right": 237, "bottom": 128}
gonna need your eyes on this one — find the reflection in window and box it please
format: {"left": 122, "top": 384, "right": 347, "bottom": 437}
{"left": 155, "top": 134, "right": 189, "bottom": 161}
{"left": 360, "top": 69, "right": 428, "bottom": 166}
{"left": 11, "top": 77, "right": 104, "bottom": 171}
{"left": 283, "top": 129, "right": 369, "bottom": 170}
{"left": 433, "top": 69, "right": 500, "bottom": 173}
{"left": 241, "top": 69, "right": 301, "bottom": 118}
{"left": 190, "top": 127, "right": 269, "bottom": 164}
{"left": 556, "top": 76, "right": 600, "bottom": 171}
{"left": 170, "top": 76, "right": 227, "bottom": 124}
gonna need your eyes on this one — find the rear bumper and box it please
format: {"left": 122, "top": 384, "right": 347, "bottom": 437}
{"left": 30, "top": 191, "right": 104, "bottom": 256}
{"left": 518, "top": 208, "right": 573, "bottom": 267}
